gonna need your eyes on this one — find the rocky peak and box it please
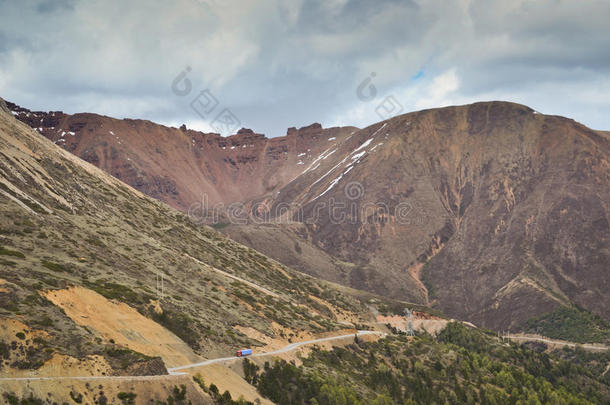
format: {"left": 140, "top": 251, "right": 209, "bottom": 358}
{"left": 236, "top": 127, "right": 254, "bottom": 135}
{"left": 4, "top": 98, "right": 356, "bottom": 210}
{"left": 298, "top": 123, "right": 323, "bottom": 132}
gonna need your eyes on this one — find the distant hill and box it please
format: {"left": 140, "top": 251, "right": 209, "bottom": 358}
{"left": 1, "top": 96, "right": 608, "bottom": 404}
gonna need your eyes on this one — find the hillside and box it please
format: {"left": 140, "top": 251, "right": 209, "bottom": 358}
{"left": 7, "top": 99, "right": 609, "bottom": 335}
{"left": 247, "top": 322, "right": 610, "bottom": 404}
{"left": 223, "top": 101, "right": 609, "bottom": 331}
{"left": 5, "top": 100, "right": 356, "bottom": 210}
{"left": 0, "top": 96, "right": 385, "bottom": 402}
{"left": 1, "top": 96, "right": 608, "bottom": 403}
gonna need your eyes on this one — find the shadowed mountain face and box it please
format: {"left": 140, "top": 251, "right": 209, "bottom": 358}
{"left": 7, "top": 99, "right": 609, "bottom": 330}
{"left": 224, "top": 102, "right": 609, "bottom": 330}
{"left": 5, "top": 100, "right": 356, "bottom": 211}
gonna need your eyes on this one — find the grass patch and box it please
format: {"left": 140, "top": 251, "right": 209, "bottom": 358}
{"left": 104, "top": 345, "right": 153, "bottom": 370}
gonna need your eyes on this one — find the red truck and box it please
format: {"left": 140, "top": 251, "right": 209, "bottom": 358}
{"left": 236, "top": 348, "right": 253, "bottom": 357}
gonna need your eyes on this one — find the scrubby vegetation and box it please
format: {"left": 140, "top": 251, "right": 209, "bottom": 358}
{"left": 103, "top": 344, "right": 154, "bottom": 370}
{"left": 85, "top": 279, "right": 147, "bottom": 305}
{"left": 247, "top": 323, "right": 609, "bottom": 404}
{"left": 193, "top": 374, "right": 253, "bottom": 405}
{"left": 3, "top": 393, "right": 44, "bottom": 405}
{"left": 151, "top": 306, "right": 201, "bottom": 349}
{"left": 40, "top": 260, "right": 70, "bottom": 273}
{"left": 0, "top": 247, "right": 25, "bottom": 259}
{"left": 116, "top": 391, "right": 136, "bottom": 405}
{"left": 523, "top": 306, "right": 610, "bottom": 344}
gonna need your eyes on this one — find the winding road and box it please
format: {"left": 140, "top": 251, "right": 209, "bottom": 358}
{"left": 0, "top": 330, "right": 384, "bottom": 381}
{"left": 168, "top": 330, "right": 383, "bottom": 373}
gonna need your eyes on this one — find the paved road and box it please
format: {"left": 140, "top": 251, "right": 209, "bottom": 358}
{"left": 0, "top": 373, "right": 189, "bottom": 382}
{"left": 0, "top": 331, "right": 383, "bottom": 381}
{"left": 168, "top": 330, "right": 383, "bottom": 373}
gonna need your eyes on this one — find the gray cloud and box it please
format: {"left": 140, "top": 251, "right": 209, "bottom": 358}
{"left": 0, "top": 0, "right": 608, "bottom": 135}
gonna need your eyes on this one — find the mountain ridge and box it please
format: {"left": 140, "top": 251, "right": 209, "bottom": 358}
{"left": 5, "top": 100, "right": 357, "bottom": 210}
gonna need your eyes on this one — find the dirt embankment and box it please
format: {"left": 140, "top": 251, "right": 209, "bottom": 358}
{"left": 42, "top": 286, "right": 202, "bottom": 368}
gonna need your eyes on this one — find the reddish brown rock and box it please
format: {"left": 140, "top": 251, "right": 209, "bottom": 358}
{"left": 7, "top": 101, "right": 356, "bottom": 211}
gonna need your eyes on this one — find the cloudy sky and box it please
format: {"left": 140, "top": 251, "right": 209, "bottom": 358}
{"left": 1, "top": 0, "right": 609, "bottom": 136}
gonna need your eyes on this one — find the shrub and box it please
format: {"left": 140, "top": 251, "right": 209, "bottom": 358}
{"left": 116, "top": 392, "right": 136, "bottom": 405}
{"left": 41, "top": 260, "right": 70, "bottom": 273}
{"left": 0, "top": 247, "right": 25, "bottom": 259}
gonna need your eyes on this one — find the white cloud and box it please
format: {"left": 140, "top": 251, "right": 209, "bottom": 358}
{"left": 415, "top": 69, "right": 460, "bottom": 110}
{"left": 0, "top": 0, "right": 609, "bottom": 135}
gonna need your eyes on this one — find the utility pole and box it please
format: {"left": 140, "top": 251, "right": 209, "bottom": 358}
{"left": 156, "top": 272, "right": 164, "bottom": 300}
{"left": 404, "top": 308, "right": 414, "bottom": 336}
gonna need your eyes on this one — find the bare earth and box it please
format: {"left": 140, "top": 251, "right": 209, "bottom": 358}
{"left": 42, "top": 286, "right": 202, "bottom": 367}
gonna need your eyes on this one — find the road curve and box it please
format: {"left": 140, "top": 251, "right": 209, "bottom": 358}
{"left": 0, "top": 331, "right": 384, "bottom": 381}
{"left": 168, "top": 330, "right": 384, "bottom": 373}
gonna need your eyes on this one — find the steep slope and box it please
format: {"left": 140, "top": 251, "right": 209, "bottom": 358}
{"left": 224, "top": 101, "right": 609, "bottom": 330}
{"left": 0, "top": 96, "right": 378, "bottom": 382}
{"left": 6, "top": 101, "right": 356, "bottom": 210}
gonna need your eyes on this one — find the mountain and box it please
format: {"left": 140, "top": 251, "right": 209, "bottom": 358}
{"left": 7, "top": 99, "right": 609, "bottom": 334}
{"left": 223, "top": 101, "right": 609, "bottom": 331}
{"left": 1, "top": 97, "right": 608, "bottom": 404}
{"left": 5, "top": 101, "right": 356, "bottom": 211}
{"left": 0, "top": 97, "right": 384, "bottom": 402}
